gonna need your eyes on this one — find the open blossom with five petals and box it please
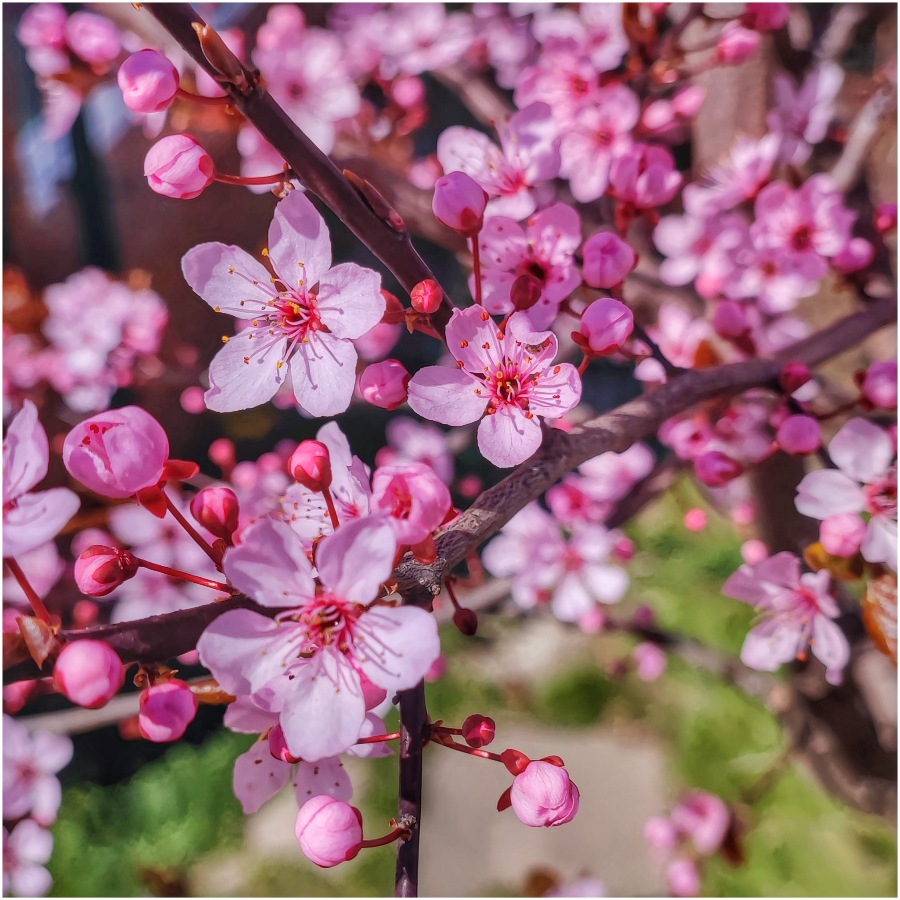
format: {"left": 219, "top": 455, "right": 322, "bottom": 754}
{"left": 182, "top": 191, "right": 384, "bottom": 416}
{"left": 795, "top": 418, "right": 896, "bottom": 570}
{"left": 723, "top": 551, "right": 850, "bottom": 684}
{"left": 437, "top": 103, "right": 561, "bottom": 220}
{"left": 198, "top": 516, "right": 440, "bottom": 761}
{"left": 3, "top": 400, "right": 80, "bottom": 558}
{"left": 407, "top": 308, "right": 581, "bottom": 468}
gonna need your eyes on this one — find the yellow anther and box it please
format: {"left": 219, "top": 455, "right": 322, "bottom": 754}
{"left": 221, "top": 335, "right": 230, "bottom": 343}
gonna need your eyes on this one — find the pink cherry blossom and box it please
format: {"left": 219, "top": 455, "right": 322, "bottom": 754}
{"left": 861, "top": 361, "right": 897, "bottom": 410}
{"left": 62, "top": 406, "right": 169, "bottom": 499}
{"left": 578, "top": 298, "right": 635, "bottom": 356}
{"left": 295, "top": 796, "right": 363, "bottom": 867}
{"left": 370, "top": 462, "right": 451, "bottom": 546}
{"left": 358, "top": 359, "right": 410, "bottom": 410}
{"left": 795, "top": 418, "right": 897, "bottom": 569}
{"left": 3, "top": 820, "right": 54, "bottom": 898}
{"left": 3, "top": 400, "right": 80, "bottom": 557}
{"left": 716, "top": 22, "right": 761, "bottom": 65}
{"left": 2, "top": 715, "right": 72, "bottom": 826}
{"left": 476, "top": 204, "right": 582, "bottom": 328}
{"left": 198, "top": 516, "right": 440, "bottom": 760}
{"left": 670, "top": 791, "right": 730, "bottom": 855}
{"left": 776, "top": 414, "right": 821, "bottom": 455}
{"left": 633, "top": 642, "right": 667, "bottom": 682}
{"left": 609, "top": 143, "right": 682, "bottom": 210}
{"left": 820, "top": 513, "right": 867, "bottom": 558}
{"left": 530, "top": 3, "right": 628, "bottom": 72}
{"left": 723, "top": 551, "right": 850, "bottom": 683}
{"left": 64, "top": 11, "right": 121, "bottom": 67}
{"left": 407, "top": 308, "right": 581, "bottom": 468}
{"left": 139, "top": 679, "right": 199, "bottom": 742}
{"left": 437, "top": 103, "right": 561, "bottom": 220}
{"left": 582, "top": 231, "right": 636, "bottom": 289}
{"left": 182, "top": 191, "right": 384, "bottom": 415}
{"left": 667, "top": 858, "right": 701, "bottom": 897}
{"left": 509, "top": 760, "right": 580, "bottom": 827}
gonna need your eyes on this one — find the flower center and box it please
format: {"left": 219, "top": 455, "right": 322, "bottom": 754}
{"left": 866, "top": 469, "right": 897, "bottom": 518}
{"left": 299, "top": 593, "right": 360, "bottom": 654}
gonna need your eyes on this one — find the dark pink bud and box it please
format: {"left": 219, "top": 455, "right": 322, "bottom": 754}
{"left": 861, "top": 361, "right": 898, "bottom": 410}
{"left": 832, "top": 237, "right": 875, "bottom": 274}
{"left": 694, "top": 451, "right": 743, "bottom": 487}
{"left": 410, "top": 279, "right": 443, "bottom": 314}
{"left": 74, "top": 545, "right": 138, "bottom": 597}
{"left": 875, "top": 202, "right": 897, "bottom": 235}
{"left": 358, "top": 359, "right": 410, "bottom": 410}
{"left": 138, "top": 679, "right": 198, "bottom": 742}
{"left": 64, "top": 11, "right": 121, "bottom": 67}
{"left": 462, "top": 714, "right": 496, "bottom": 749}
{"left": 741, "top": 2, "right": 789, "bottom": 30}
{"left": 269, "top": 723, "right": 302, "bottom": 762}
{"left": 779, "top": 363, "right": 812, "bottom": 395}
{"left": 614, "top": 537, "right": 636, "bottom": 561}
{"left": 289, "top": 440, "right": 332, "bottom": 492}
{"left": 582, "top": 231, "right": 636, "bottom": 288}
{"left": 144, "top": 134, "right": 216, "bottom": 200}
{"left": 295, "top": 796, "right": 363, "bottom": 868}
{"left": 671, "top": 85, "right": 706, "bottom": 118}
{"left": 716, "top": 22, "right": 760, "bottom": 64}
{"left": 117, "top": 50, "right": 179, "bottom": 113}
{"left": 190, "top": 487, "right": 240, "bottom": 542}
{"left": 432, "top": 172, "right": 487, "bottom": 237}
{"left": 53, "top": 640, "right": 125, "bottom": 709}
{"left": 713, "top": 301, "right": 750, "bottom": 339}
{"left": 510, "top": 273, "right": 542, "bottom": 311}
{"left": 579, "top": 298, "right": 634, "bottom": 356}
{"left": 776, "top": 415, "right": 821, "bottom": 455}
{"left": 453, "top": 606, "right": 478, "bottom": 636}
{"left": 510, "top": 760, "right": 580, "bottom": 827}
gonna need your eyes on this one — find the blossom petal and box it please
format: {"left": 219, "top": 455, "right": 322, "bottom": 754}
{"left": 181, "top": 243, "right": 277, "bottom": 318}
{"left": 224, "top": 518, "right": 315, "bottom": 608}
{"left": 862, "top": 515, "right": 897, "bottom": 570}
{"left": 3, "top": 488, "right": 80, "bottom": 558}
{"left": 445, "top": 306, "right": 505, "bottom": 373}
{"left": 290, "top": 332, "right": 357, "bottom": 417}
{"left": 233, "top": 740, "right": 292, "bottom": 814}
{"left": 811, "top": 616, "right": 850, "bottom": 675}
{"left": 267, "top": 190, "right": 332, "bottom": 289}
{"left": 316, "top": 517, "right": 396, "bottom": 605}
{"left": 829, "top": 418, "right": 894, "bottom": 484}
{"left": 316, "top": 263, "right": 384, "bottom": 339}
{"left": 355, "top": 605, "right": 440, "bottom": 692}
{"left": 477, "top": 406, "right": 542, "bottom": 467}
{"left": 528, "top": 363, "right": 581, "bottom": 419}
{"left": 205, "top": 328, "right": 287, "bottom": 413}
{"left": 407, "top": 366, "right": 487, "bottom": 426}
{"left": 795, "top": 469, "right": 865, "bottom": 519}
{"left": 741, "top": 620, "right": 802, "bottom": 671}
{"left": 294, "top": 757, "right": 353, "bottom": 805}
{"left": 3, "top": 400, "right": 49, "bottom": 503}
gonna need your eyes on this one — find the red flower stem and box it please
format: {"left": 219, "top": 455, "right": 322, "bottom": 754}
{"left": 430, "top": 724, "right": 463, "bottom": 736}
{"left": 175, "top": 86, "right": 231, "bottom": 106}
{"left": 5, "top": 558, "right": 52, "bottom": 623}
{"left": 322, "top": 487, "right": 340, "bottom": 530}
{"left": 578, "top": 354, "right": 592, "bottom": 375}
{"left": 163, "top": 494, "right": 223, "bottom": 569}
{"left": 444, "top": 578, "right": 463, "bottom": 611}
{"left": 434, "top": 736, "right": 503, "bottom": 763}
{"left": 135, "top": 557, "right": 232, "bottom": 593}
{"left": 355, "top": 731, "right": 402, "bottom": 745}
{"left": 470, "top": 236, "right": 484, "bottom": 306}
{"left": 214, "top": 171, "right": 291, "bottom": 186}
{"left": 360, "top": 826, "right": 408, "bottom": 850}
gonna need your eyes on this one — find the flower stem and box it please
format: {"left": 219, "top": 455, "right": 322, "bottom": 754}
{"left": 433, "top": 736, "right": 503, "bottom": 763}
{"left": 135, "top": 557, "right": 232, "bottom": 594}
{"left": 175, "top": 86, "right": 231, "bottom": 106}
{"left": 214, "top": 171, "right": 291, "bottom": 186}
{"left": 164, "top": 493, "right": 223, "bottom": 569}
{"left": 5, "top": 558, "right": 52, "bottom": 623}
{"left": 470, "top": 236, "right": 484, "bottom": 307}
{"left": 323, "top": 487, "right": 340, "bottom": 531}
{"left": 361, "top": 825, "right": 409, "bottom": 849}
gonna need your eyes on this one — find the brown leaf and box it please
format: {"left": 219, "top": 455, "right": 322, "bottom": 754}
{"left": 16, "top": 616, "right": 58, "bottom": 668}
{"left": 863, "top": 571, "right": 897, "bottom": 664}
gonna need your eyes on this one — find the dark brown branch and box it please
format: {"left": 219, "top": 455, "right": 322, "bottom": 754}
{"left": 144, "top": 3, "right": 452, "bottom": 330}
{"left": 395, "top": 683, "right": 427, "bottom": 898}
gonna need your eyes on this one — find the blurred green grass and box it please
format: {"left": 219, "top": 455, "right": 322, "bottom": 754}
{"left": 47, "top": 488, "right": 897, "bottom": 897}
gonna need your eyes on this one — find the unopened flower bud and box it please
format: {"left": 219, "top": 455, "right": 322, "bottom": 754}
{"left": 144, "top": 134, "right": 216, "bottom": 200}
{"left": 861, "top": 360, "right": 898, "bottom": 410}
{"left": 410, "top": 279, "right": 443, "bottom": 314}
{"left": 190, "top": 487, "right": 240, "bottom": 542}
{"left": 117, "top": 50, "right": 179, "bottom": 113}
{"left": 713, "top": 300, "right": 750, "bottom": 339}
{"left": 779, "top": 363, "right": 812, "bottom": 395}
{"left": 453, "top": 606, "right": 478, "bottom": 636}
{"left": 359, "top": 359, "right": 410, "bottom": 410}
{"left": 289, "top": 440, "right": 332, "bottom": 492}
{"left": 579, "top": 298, "right": 634, "bottom": 356}
{"left": 74, "top": 545, "right": 138, "bottom": 597}
{"left": 875, "top": 202, "right": 897, "bottom": 235}
{"left": 432, "top": 172, "right": 488, "bottom": 237}
{"left": 741, "top": 2, "right": 789, "bottom": 31}
{"left": 683, "top": 508, "right": 707, "bottom": 532}
{"left": 645, "top": 816, "right": 678, "bottom": 852}
{"left": 295, "top": 796, "right": 363, "bottom": 868}
{"left": 582, "top": 231, "right": 636, "bottom": 288}
{"left": 139, "top": 679, "right": 198, "bottom": 742}
{"left": 510, "top": 273, "right": 542, "bottom": 311}
{"left": 671, "top": 85, "right": 706, "bottom": 118}
{"left": 832, "top": 237, "right": 874, "bottom": 274}
{"left": 633, "top": 642, "right": 667, "bottom": 682}
{"left": 694, "top": 451, "right": 743, "bottom": 487}
{"left": 820, "top": 513, "right": 867, "bottom": 557}
{"left": 462, "top": 714, "right": 496, "bottom": 748}
{"left": 776, "top": 415, "right": 821, "bottom": 455}
{"left": 667, "top": 858, "right": 701, "bottom": 897}
{"left": 614, "top": 537, "right": 636, "bottom": 561}
{"left": 65, "top": 11, "right": 121, "bottom": 67}
{"left": 53, "top": 640, "right": 125, "bottom": 709}
{"left": 510, "top": 760, "right": 580, "bottom": 827}
{"left": 716, "top": 22, "right": 760, "bottom": 64}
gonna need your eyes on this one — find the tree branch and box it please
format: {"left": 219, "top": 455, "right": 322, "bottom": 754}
{"left": 395, "top": 683, "right": 427, "bottom": 898}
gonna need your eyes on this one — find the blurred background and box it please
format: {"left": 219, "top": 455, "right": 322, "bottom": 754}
{"left": 3, "top": 2, "right": 897, "bottom": 897}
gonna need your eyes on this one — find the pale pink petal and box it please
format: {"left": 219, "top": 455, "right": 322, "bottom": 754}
{"left": 205, "top": 328, "right": 287, "bottom": 413}
{"left": 795, "top": 469, "right": 866, "bottom": 519}
{"left": 348, "top": 713, "right": 393, "bottom": 759}
{"left": 316, "top": 516, "right": 396, "bottom": 605}
{"left": 224, "top": 697, "right": 277, "bottom": 734}
{"left": 741, "top": 620, "right": 801, "bottom": 671}
{"left": 316, "top": 263, "right": 384, "bottom": 339}
{"left": 289, "top": 331, "right": 357, "bottom": 417}
{"left": 811, "top": 616, "right": 850, "bottom": 674}
{"left": 506, "top": 102, "right": 561, "bottom": 184}
{"left": 437, "top": 126, "right": 501, "bottom": 189}
{"left": 279, "top": 649, "right": 366, "bottom": 761}
{"left": 479, "top": 218, "right": 529, "bottom": 270}
{"left": 445, "top": 306, "right": 504, "bottom": 373}
{"left": 267, "top": 190, "right": 332, "bottom": 288}
{"left": 477, "top": 406, "right": 542, "bottom": 467}
{"left": 407, "top": 367, "right": 487, "bottom": 426}
{"left": 829, "top": 418, "right": 894, "bottom": 484}
{"left": 224, "top": 518, "right": 315, "bottom": 608}
{"left": 861, "top": 516, "right": 897, "bottom": 569}
{"left": 355, "top": 605, "right": 440, "bottom": 692}
{"left": 31, "top": 732, "right": 73, "bottom": 775}
{"left": 3, "top": 488, "right": 80, "bottom": 558}
{"left": 528, "top": 364, "right": 581, "bottom": 419}
{"left": 551, "top": 573, "right": 594, "bottom": 623}
{"left": 181, "top": 243, "right": 277, "bottom": 318}
{"left": 294, "top": 757, "right": 353, "bottom": 805}
{"left": 580, "top": 563, "right": 629, "bottom": 604}
{"left": 3, "top": 400, "right": 49, "bottom": 502}
{"left": 29, "top": 775, "right": 62, "bottom": 827}
{"left": 233, "top": 740, "right": 291, "bottom": 814}
{"left": 8, "top": 819, "right": 53, "bottom": 866}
